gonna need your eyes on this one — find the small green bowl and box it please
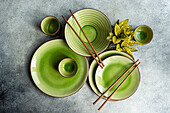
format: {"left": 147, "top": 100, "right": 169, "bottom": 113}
{"left": 134, "top": 25, "right": 153, "bottom": 44}
{"left": 65, "top": 9, "right": 112, "bottom": 56}
{"left": 41, "top": 16, "right": 60, "bottom": 36}
{"left": 58, "top": 58, "right": 78, "bottom": 78}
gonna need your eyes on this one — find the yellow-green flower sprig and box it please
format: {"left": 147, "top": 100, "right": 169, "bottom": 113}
{"left": 107, "top": 19, "right": 143, "bottom": 56}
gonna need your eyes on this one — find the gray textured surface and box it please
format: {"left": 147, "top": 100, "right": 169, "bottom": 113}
{"left": 0, "top": 0, "right": 170, "bottom": 113}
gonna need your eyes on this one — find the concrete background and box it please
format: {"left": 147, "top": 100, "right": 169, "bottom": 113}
{"left": 0, "top": 0, "right": 170, "bottom": 113}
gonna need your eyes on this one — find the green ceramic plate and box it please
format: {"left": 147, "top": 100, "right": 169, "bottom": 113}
{"left": 88, "top": 50, "right": 134, "bottom": 100}
{"left": 95, "top": 55, "right": 140, "bottom": 100}
{"left": 30, "top": 39, "right": 89, "bottom": 97}
{"left": 65, "top": 8, "right": 112, "bottom": 56}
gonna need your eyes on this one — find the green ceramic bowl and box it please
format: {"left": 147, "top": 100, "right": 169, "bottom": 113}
{"left": 95, "top": 55, "right": 140, "bottom": 100}
{"left": 41, "top": 16, "right": 60, "bottom": 36}
{"left": 58, "top": 58, "right": 78, "bottom": 78}
{"left": 134, "top": 25, "right": 153, "bottom": 44}
{"left": 88, "top": 50, "right": 136, "bottom": 100}
{"left": 65, "top": 9, "right": 112, "bottom": 56}
{"left": 30, "top": 39, "right": 89, "bottom": 97}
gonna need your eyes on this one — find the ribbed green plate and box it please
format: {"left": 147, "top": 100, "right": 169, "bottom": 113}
{"left": 65, "top": 9, "right": 112, "bottom": 56}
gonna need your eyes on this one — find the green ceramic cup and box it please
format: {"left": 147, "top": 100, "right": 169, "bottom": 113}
{"left": 58, "top": 58, "right": 78, "bottom": 78}
{"left": 134, "top": 25, "right": 153, "bottom": 44}
{"left": 65, "top": 9, "right": 112, "bottom": 56}
{"left": 41, "top": 16, "right": 60, "bottom": 36}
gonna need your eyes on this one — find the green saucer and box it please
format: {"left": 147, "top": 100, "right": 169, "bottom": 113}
{"left": 95, "top": 55, "right": 140, "bottom": 100}
{"left": 88, "top": 50, "right": 135, "bottom": 100}
{"left": 30, "top": 39, "right": 89, "bottom": 97}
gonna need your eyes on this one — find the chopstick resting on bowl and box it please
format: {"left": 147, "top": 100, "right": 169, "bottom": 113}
{"left": 93, "top": 59, "right": 141, "bottom": 111}
{"left": 62, "top": 15, "right": 103, "bottom": 69}
{"left": 69, "top": 9, "right": 104, "bottom": 67}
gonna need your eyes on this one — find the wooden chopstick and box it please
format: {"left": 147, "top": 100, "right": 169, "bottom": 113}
{"left": 93, "top": 59, "right": 139, "bottom": 105}
{"left": 62, "top": 15, "right": 103, "bottom": 69}
{"left": 98, "top": 62, "right": 141, "bottom": 111}
{"left": 69, "top": 9, "right": 104, "bottom": 67}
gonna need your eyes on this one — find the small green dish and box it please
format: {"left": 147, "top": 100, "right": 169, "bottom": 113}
{"left": 134, "top": 25, "right": 153, "bottom": 44}
{"left": 65, "top": 8, "right": 112, "bottom": 56}
{"left": 58, "top": 58, "right": 78, "bottom": 78}
{"left": 88, "top": 50, "right": 135, "bottom": 100}
{"left": 41, "top": 16, "right": 60, "bottom": 36}
{"left": 95, "top": 55, "right": 140, "bottom": 100}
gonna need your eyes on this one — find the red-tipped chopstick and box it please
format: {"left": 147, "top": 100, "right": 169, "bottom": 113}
{"left": 93, "top": 59, "right": 139, "bottom": 105}
{"left": 69, "top": 9, "right": 104, "bottom": 67}
{"left": 62, "top": 16, "right": 103, "bottom": 69}
{"left": 98, "top": 62, "right": 141, "bottom": 111}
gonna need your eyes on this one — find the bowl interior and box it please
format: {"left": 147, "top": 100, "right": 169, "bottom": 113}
{"left": 134, "top": 25, "right": 153, "bottom": 44}
{"left": 65, "top": 9, "right": 112, "bottom": 56}
{"left": 58, "top": 58, "right": 78, "bottom": 78}
{"left": 41, "top": 16, "right": 60, "bottom": 35}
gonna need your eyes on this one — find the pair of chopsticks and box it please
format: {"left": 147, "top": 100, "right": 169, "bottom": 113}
{"left": 93, "top": 59, "right": 141, "bottom": 111}
{"left": 62, "top": 9, "right": 104, "bottom": 69}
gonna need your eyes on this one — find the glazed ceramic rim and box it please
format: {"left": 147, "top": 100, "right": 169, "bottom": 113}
{"left": 88, "top": 50, "right": 134, "bottom": 101}
{"left": 58, "top": 58, "right": 78, "bottom": 78}
{"left": 40, "top": 16, "right": 60, "bottom": 36}
{"left": 88, "top": 50, "right": 141, "bottom": 101}
{"left": 64, "top": 8, "right": 112, "bottom": 57}
{"left": 94, "top": 55, "right": 140, "bottom": 101}
{"left": 30, "top": 39, "right": 89, "bottom": 98}
{"left": 134, "top": 25, "right": 153, "bottom": 44}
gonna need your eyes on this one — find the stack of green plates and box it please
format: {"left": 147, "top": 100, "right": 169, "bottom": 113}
{"left": 89, "top": 50, "right": 140, "bottom": 100}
